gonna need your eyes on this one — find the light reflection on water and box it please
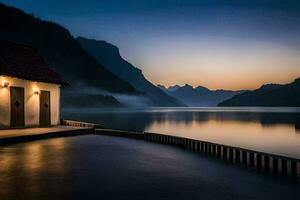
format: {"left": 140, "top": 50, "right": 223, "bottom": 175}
{"left": 62, "top": 107, "right": 300, "bottom": 158}
{"left": 0, "top": 138, "right": 68, "bottom": 199}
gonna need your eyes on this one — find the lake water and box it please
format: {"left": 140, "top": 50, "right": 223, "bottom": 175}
{"left": 62, "top": 107, "right": 300, "bottom": 159}
{"left": 1, "top": 136, "right": 299, "bottom": 199}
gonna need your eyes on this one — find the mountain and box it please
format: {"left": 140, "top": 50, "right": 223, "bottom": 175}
{"left": 158, "top": 84, "right": 245, "bottom": 106}
{"left": 0, "top": 3, "right": 137, "bottom": 107}
{"left": 218, "top": 78, "right": 300, "bottom": 107}
{"left": 77, "top": 37, "right": 185, "bottom": 107}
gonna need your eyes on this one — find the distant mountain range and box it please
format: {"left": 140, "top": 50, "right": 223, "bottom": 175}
{"left": 218, "top": 78, "right": 300, "bottom": 107}
{"left": 77, "top": 37, "right": 185, "bottom": 107}
{"left": 1, "top": 3, "right": 299, "bottom": 108}
{"left": 158, "top": 84, "right": 245, "bottom": 106}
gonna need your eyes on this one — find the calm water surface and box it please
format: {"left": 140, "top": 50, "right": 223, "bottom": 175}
{"left": 0, "top": 136, "right": 299, "bottom": 199}
{"left": 62, "top": 107, "right": 300, "bottom": 159}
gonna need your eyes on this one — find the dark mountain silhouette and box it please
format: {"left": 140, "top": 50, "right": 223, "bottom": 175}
{"left": 218, "top": 78, "right": 300, "bottom": 107}
{"left": 158, "top": 84, "right": 245, "bottom": 106}
{"left": 0, "top": 3, "right": 137, "bottom": 107}
{"left": 77, "top": 37, "right": 185, "bottom": 107}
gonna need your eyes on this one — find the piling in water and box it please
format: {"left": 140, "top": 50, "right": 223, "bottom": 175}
{"left": 281, "top": 159, "right": 287, "bottom": 176}
{"left": 143, "top": 132, "right": 299, "bottom": 179}
{"left": 242, "top": 151, "right": 247, "bottom": 165}
{"left": 229, "top": 148, "right": 234, "bottom": 162}
{"left": 264, "top": 156, "right": 270, "bottom": 172}
{"left": 249, "top": 152, "right": 255, "bottom": 167}
{"left": 235, "top": 149, "right": 241, "bottom": 163}
{"left": 223, "top": 146, "right": 228, "bottom": 160}
{"left": 256, "top": 154, "right": 262, "bottom": 169}
{"left": 273, "top": 157, "right": 279, "bottom": 175}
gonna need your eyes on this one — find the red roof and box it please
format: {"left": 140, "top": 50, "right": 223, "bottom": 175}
{"left": 0, "top": 41, "right": 67, "bottom": 85}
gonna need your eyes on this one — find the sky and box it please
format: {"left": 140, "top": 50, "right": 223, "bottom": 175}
{"left": 2, "top": 0, "right": 300, "bottom": 90}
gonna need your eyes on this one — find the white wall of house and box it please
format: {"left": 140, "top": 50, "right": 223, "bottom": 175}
{"left": 0, "top": 75, "right": 61, "bottom": 128}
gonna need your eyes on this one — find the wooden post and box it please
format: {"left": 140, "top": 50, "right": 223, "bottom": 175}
{"left": 217, "top": 145, "right": 222, "bottom": 157}
{"left": 205, "top": 143, "right": 209, "bottom": 154}
{"left": 223, "top": 146, "right": 228, "bottom": 160}
{"left": 192, "top": 140, "right": 196, "bottom": 151}
{"left": 200, "top": 142, "right": 204, "bottom": 153}
{"left": 273, "top": 157, "right": 279, "bottom": 175}
{"left": 264, "top": 156, "right": 270, "bottom": 171}
{"left": 281, "top": 159, "right": 287, "bottom": 176}
{"left": 195, "top": 141, "right": 198, "bottom": 151}
{"left": 249, "top": 152, "right": 255, "bottom": 167}
{"left": 242, "top": 151, "right": 247, "bottom": 165}
{"left": 291, "top": 161, "right": 297, "bottom": 178}
{"left": 235, "top": 149, "right": 241, "bottom": 163}
{"left": 207, "top": 143, "right": 211, "bottom": 155}
{"left": 212, "top": 145, "right": 216, "bottom": 156}
{"left": 229, "top": 148, "right": 234, "bottom": 162}
{"left": 256, "top": 154, "right": 262, "bottom": 169}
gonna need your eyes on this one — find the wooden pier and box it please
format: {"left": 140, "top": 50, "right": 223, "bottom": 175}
{"left": 94, "top": 128, "right": 300, "bottom": 178}
{"left": 0, "top": 120, "right": 99, "bottom": 145}
{"left": 143, "top": 132, "right": 300, "bottom": 178}
{"left": 1, "top": 122, "right": 299, "bottom": 179}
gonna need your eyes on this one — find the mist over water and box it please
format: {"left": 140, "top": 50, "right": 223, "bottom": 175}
{"left": 62, "top": 82, "right": 150, "bottom": 107}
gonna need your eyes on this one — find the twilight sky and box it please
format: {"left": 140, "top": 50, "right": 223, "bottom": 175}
{"left": 2, "top": 0, "right": 300, "bottom": 90}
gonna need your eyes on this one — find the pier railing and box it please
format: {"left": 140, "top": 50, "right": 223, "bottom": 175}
{"left": 95, "top": 129, "right": 144, "bottom": 139}
{"left": 61, "top": 119, "right": 102, "bottom": 129}
{"left": 144, "top": 132, "right": 300, "bottom": 178}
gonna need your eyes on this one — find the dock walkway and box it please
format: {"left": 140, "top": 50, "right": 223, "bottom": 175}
{"left": 0, "top": 119, "right": 98, "bottom": 145}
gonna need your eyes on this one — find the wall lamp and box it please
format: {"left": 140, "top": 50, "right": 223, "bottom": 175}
{"left": 1, "top": 81, "right": 9, "bottom": 88}
{"left": 34, "top": 90, "right": 39, "bottom": 95}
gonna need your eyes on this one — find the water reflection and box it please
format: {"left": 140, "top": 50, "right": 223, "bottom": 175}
{"left": 62, "top": 107, "right": 300, "bottom": 158}
{"left": 0, "top": 138, "right": 68, "bottom": 199}
{"left": 62, "top": 107, "right": 300, "bottom": 132}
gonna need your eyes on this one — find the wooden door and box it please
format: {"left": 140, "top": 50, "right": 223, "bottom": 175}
{"left": 40, "top": 91, "right": 51, "bottom": 127}
{"left": 10, "top": 87, "right": 25, "bottom": 127}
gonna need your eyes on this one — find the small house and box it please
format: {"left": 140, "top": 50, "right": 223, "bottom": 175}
{"left": 0, "top": 41, "right": 67, "bottom": 128}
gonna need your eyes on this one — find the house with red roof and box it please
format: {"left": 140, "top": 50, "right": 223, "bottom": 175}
{"left": 0, "top": 41, "right": 67, "bottom": 128}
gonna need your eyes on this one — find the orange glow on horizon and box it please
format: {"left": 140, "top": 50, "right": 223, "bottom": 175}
{"left": 121, "top": 36, "right": 300, "bottom": 91}
{"left": 154, "top": 73, "right": 300, "bottom": 91}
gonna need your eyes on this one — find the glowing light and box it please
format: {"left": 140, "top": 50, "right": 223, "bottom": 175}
{"left": 32, "top": 84, "right": 39, "bottom": 95}
{"left": 1, "top": 81, "right": 9, "bottom": 88}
